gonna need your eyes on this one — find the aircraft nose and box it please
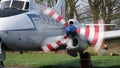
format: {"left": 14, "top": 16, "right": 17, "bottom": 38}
{"left": 0, "top": 8, "right": 28, "bottom": 17}
{"left": 0, "top": 9, "right": 34, "bottom": 31}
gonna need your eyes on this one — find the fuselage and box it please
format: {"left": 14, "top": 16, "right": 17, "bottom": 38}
{"left": 0, "top": 4, "right": 65, "bottom": 51}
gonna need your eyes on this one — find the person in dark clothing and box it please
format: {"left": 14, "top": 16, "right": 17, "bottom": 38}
{"left": 65, "top": 21, "right": 77, "bottom": 37}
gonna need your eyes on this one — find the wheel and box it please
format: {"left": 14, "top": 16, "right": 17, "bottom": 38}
{"left": 80, "top": 52, "right": 93, "bottom": 68}
{"left": 0, "top": 61, "right": 4, "bottom": 68}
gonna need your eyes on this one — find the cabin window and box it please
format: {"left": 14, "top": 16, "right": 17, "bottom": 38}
{"left": 11, "top": 1, "right": 24, "bottom": 9}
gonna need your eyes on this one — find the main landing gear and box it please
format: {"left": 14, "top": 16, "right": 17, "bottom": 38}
{"left": 79, "top": 52, "right": 93, "bottom": 68}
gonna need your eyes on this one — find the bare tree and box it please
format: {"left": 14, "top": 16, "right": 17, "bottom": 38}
{"left": 36, "top": 0, "right": 120, "bottom": 25}
{"left": 65, "top": 0, "right": 80, "bottom": 20}
{"left": 88, "top": 0, "right": 120, "bottom": 23}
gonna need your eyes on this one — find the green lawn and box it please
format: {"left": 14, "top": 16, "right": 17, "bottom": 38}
{"left": 4, "top": 52, "right": 120, "bottom": 68}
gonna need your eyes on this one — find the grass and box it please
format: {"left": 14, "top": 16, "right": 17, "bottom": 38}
{"left": 4, "top": 52, "right": 120, "bottom": 68}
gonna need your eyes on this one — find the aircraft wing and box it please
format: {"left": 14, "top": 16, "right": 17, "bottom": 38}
{"left": 104, "top": 30, "right": 120, "bottom": 39}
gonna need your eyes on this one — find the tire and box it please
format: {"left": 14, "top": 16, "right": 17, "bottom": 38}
{"left": 80, "top": 52, "right": 93, "bottom": 68}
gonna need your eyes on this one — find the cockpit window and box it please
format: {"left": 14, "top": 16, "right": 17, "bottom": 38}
{"left": 25, "top": 2, "right": 29, "bottom": 9}
{"left": 11, "top": 1, "right": 24, "bottom": 9}
{"left": 1, "top": 1, "right": 10, "bottom": 8}
{"left": 0, "top": 0, "right": 29, "bottom": 10}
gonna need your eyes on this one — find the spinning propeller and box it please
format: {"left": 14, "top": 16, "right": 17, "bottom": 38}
{"left": 41, "top": 7, "right": 106, "bottom": 55}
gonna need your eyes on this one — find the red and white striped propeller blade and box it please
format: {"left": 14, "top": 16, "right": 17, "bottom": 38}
{"left": 42, "top": 7, "right": 68, "bottom": 27}
{"left": 76, "top": 18, "right": 106, "bottom": 54}
{"left": 40, "top": 7, "right": 69, "bottom": 52}
{"left": 40, "top": 36, "right": 67, "bottom": 52}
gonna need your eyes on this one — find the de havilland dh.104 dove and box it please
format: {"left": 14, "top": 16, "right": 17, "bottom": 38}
{"left": 0, "top": 0, "right": 120, "bottom": 67}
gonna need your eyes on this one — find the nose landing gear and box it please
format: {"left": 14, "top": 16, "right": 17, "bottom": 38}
{"left": 79, "top": 52, "right": 93, "bottom": 68}
{"left": 66, "top": 48, "right": 93, "bottom": 68}
{"left": 0, "top": 61, "right": 4, "bottom": 68}
{"left": 0, "top": 40, "right": 6, "bottom": 68}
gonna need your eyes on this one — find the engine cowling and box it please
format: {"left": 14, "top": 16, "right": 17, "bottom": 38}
{"left": 66, "top": 34, "right": 88, "bottom": 52}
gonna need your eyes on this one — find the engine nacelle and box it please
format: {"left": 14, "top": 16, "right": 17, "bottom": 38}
{"left": 66, "top": 34, "right": 88, "bottom": 52}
